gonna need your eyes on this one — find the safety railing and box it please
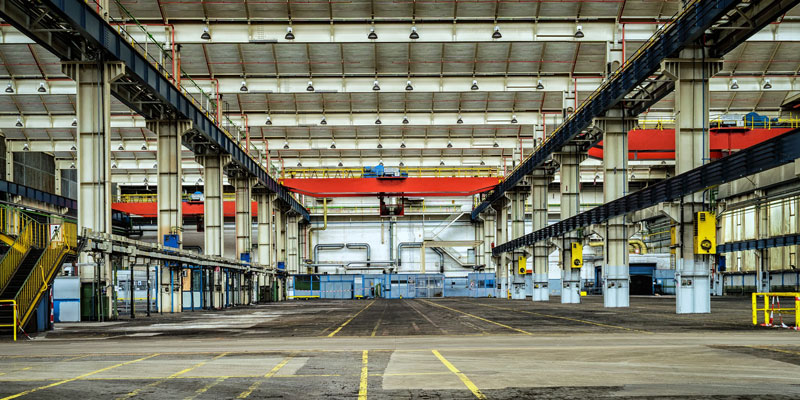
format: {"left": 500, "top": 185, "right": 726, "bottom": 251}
{"left": 0, "top": 299, "right": 17, "bottom": 341}
{"left": 13, "top": 222, "right": 77, "bottom": 330}
{"left": 0, "top": 208, "right": 48, "bottom": 293}
{"left": 752, "top": 292, "right": 800, "bottom": 330}
{"left": 635, "top": 118, "right": 800, "bottom": 131}
{"left": 114, "top": 193, "right": 237, "bottom": 203}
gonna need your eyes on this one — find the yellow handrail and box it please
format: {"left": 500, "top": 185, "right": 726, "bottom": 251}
{"left": 0, "top": 299, "right": 17, "bottom": 341}
{"left": 0, "top": 206, "right": 48, "bottom": 292}
{"left": 13, "top": 222, "right": 77, "bottom": 330}
{"left": 281, "top": 166, "right": 501, "bottom": 179}
{"left": 752, "top": 292, "right": 800, "bottom": 330}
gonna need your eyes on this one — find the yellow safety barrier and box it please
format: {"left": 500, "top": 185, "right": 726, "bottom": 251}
{"left": 0, "top": 206, "right": 49, "bottom": 292}
{"left": 282, "top": 166, "right": 501, "bottom": 179}
{"left": 752, "top": 292, "right": 800, "bottom": 330}
{"left": 0, "top": 299, "right": 17, "bottom": 341}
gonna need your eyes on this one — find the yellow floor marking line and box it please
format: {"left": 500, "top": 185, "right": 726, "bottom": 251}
{"left": 236, "top": 355, "right": 294, "bottom": 399}
{"left": 328, "top": 300, "right": 376, "bottom": 337}
{"left": 0, "top": 353, "right": 159, "bottom": 400}
{"left": 116, "top": 352, "right": 229, "bottom": 399}
{"left": 472, "top": 302, "right": 652, "bottom": 334}
{"left": 432, "top": 350, "right": 486, "bottom": 399}
{"left": 358, "top": 350, "right": 368, "bottom": 400}
{"left": 184, "top": 377, "right": 226, "bottom": 400}
{"left": 748, "top": 345, "right": 800, "bottom": 356}
{"left": 419, "top": 299, "right": 533, "bottom": 335}
{"left": 370, "top": 318, "right": 382, "bottom": 337}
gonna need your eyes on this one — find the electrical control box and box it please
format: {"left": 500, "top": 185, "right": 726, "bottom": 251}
{"left": 694, "top": 211, "right": 716, "bottom": 254}
{"left": 570, "top": 242, "right": 583, "bottom": 269}
{"left": 518, "top": 256, "right": 527, "bottom": 275}
{"left": 163, "top": 234, "right": 180, "bottom": 249}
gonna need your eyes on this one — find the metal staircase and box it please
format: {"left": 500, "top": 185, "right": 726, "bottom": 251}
{"left": 0, "top": 204, "right": 76, "bottom": 336}
{"left": 424, "top": 212, "right": 477, "bottom": 269}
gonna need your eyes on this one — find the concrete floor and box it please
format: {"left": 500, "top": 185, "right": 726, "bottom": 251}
{"left": 1, "top": 296, "right": 799, "bottom": 399}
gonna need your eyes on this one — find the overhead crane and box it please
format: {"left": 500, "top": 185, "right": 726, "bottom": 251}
{"left": 471, "top": 0, "right": 800, "bottom": 224}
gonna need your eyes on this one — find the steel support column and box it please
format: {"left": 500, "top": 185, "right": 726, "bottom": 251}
{"left": 599, "top": 109, "right": 635, "bottom": 308}
{"left": 668, "top": 47, "right": 721, "bottom": 314}
{"left": 481, "top": 209, "right": 496, "bottom": 279}
{"left": 556, "top": 145, "right": 585, "bottom": 304}
{"left": 286, "top": 213, "right": 300, "bottom": 274}
{"left": 531, "top": 169, "right": 552, "bottom": 301}
{"left": 65, "top": 62, "right": 123, "bottom": 319}
{"left": 233, "top": 176, "right": 254, "bottom": 262}
{"left": 510, "top": 189, "right": 527, "bottom": 299}
{"left": 151, "top": 119, "right": 190, "bottom": 244}
{"left": 200, "top": 154, "right": 226, "bottom": 308}
{"left": 256, "top": 190, "right": 272, "bottom": 267}
{"left": 493, "top": 201, "right": 509, "bottom": 298}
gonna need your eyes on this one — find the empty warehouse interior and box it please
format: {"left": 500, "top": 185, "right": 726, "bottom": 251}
{"left": 2, "top": 0, "right": 800, "bottom": 398}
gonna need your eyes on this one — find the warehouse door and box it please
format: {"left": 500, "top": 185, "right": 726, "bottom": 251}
{"left": 630, "top": 264, "right": 655, "bottom": 295}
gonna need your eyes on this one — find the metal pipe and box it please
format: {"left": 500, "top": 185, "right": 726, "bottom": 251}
{"left": 346, "top": 243, "right": 371, "bottom": 261}
{"left": 396, "top": 242, "right": 422, "bottom": 266}
{"left": 308, "top": 198, "right": 328, "bottom": 258}
{"left": 431, "top": 247, "right": 445, "bottom": 273}
{"left": 313, "top": 243, "right": 345, "bottom": 263}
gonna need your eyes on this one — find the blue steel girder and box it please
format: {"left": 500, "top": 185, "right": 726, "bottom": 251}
{"left": 718, "top": 234, "right": 800, "bottom": 253}
{"left": 0, "top": 179, "right": 77, "bottom": 211}
{"left": 0, "top": 0, "right": 309, "bottom": 221}
{"left": 492, "top": 128, "right": 800, "bottom": 255}
{"left": 473, "top": 0, "right": 779, "bottom": 221}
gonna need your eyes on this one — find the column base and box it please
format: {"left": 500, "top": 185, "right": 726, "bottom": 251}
{"left": 511, "top": 275, "right": 527, "bottom": 300}
{"left": 604, "top": 265, "right": 630, "bottom": 308}
{"left": 532, "top": 273, "right": 549, "bottom": 301}
{"left": 498, "top": 281, "right": 508, "bottom": 299}
{"left": 676, "top": 259, "right": 711, "bottom": 314}
{"left": 561, "top": 269, "right": 581, "bottom": 304}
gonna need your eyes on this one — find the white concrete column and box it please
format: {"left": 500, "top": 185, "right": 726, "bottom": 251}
{"left": 510, "top": 189, "right": 527, "bottom": 299}
{"left": 287, "top": 213, "right": 300, "bottom": 274}
{"left": 150, "top": 119, "right": 189, "bottom": 244}
{"left": 4, "top": 144, "right": 11, "bottom": 181}
{"left": 531, "top": 169, "right": 552, "bottom": 301}
{"left": 494, "top": 201, "right": 509, "bottom": 298}
{"left": 274, "top": 199, "right": 286, "bottom": 268}
{"left": 256, "top": 190, "right": 272, "bottom": 267}
{"left": 668, "top": 47, "right": 721, "bottom": 314}
{"left": 600, "top": 109, "right": 635, "bottom": 308}
{"left": 64, "top": 62, "right": 123, "bottom": 320}
{"left": 556, "top": 145, "right": 585, "bottom": 304}
{"left": 482, "top": 209, "right": 496, "bottom": 276}
{"left": 201, "top": 154, "right": 225, "bottom": 257}
{"left": 232, "top": 176, "right": 254, "bottom": 262}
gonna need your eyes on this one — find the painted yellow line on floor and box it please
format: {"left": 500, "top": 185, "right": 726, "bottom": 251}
{"left": 358, "top": 350, "right": 369, "bottom": 400}
{"left": 0, "top": 353, "right": 159, "bottom": 400}
{"left": 748, "top": 345, "right": 800, "bottom": 356}
{"left": 185, "top": 377, "right": 226, "bottom": 400}
{"left": 370, "top": 317, "right": 382, "bottom": 337}
{"left": 328, "top": 300, "right": 376, "bottom": 337}
{"left": 475, "top": 302, "right": 651, "bottom": 334}
{"left": 432, "top": 350, "right": 486, "bottom": 399}
{"left": 236, "top": 355, "right": 294, "bottom": 399}
{"left": 117, "top": 352, "right": 229, "bottom": 399}
{"left": 419, "top": 299, "right": 533, "bottom": 335}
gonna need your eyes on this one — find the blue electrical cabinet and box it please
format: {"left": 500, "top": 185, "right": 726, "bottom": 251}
{"left": 163, "top": 234, "right": 180, "bottom": 249}
{"left": 277, "top": 262, "right": 286, "bottom": 271}
{"left": 240, "top": 253, "right": 251, "bottom": 263}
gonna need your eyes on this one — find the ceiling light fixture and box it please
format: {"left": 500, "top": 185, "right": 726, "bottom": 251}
{"left": 306, "top": 80, "right": 314, "bottom": 92}
{"left": 373, "top": 80, "right": 380, "bottom": 91}
{"left": 536, "top": 79, "right": 544, "bottom": 90}
{"left": 15, "top": 118, "right": 22, "bottom": 127}
{"left": 5, "top": 83, "right": 13, "bottom": 93}
{"left": 141, "top": 143, "right": 148, "bottom": 151}
{"left": 70, "top": 162, "right": 75, "bottom": 169}
{"left": 375, "top": 117, "right": 382, "bottom": 124}
{"left": 457, "top": 115, "right": 463, "bottom": 124}
{"left": 575, "top": 25, "right": 584, "bottom": 38}
{"left": 37, "top": 83, "right": 46, "bottom": 93}
{"left": 320, "top": 116, "right": 327, "bottom": 125}
{"left": 70, "top": 144, "right": 77, "bottom": 151}
{"left": 492, "top": 25, "right": 502, "bottom": 39}
{"left": 296, "top": 162, "right": 302, "bottom": 167}
{"left": 283, "top": 141, "right": 290, "bottom": 149}
{"left": 439, "top": 160, "right": 445, "bottom": 166}
{"left": 196, "top": 178, "right": 203, "bottom": 185}
{"left": 71, "top": 118, "right": 77, "bottom": 127}
{"left": 111, "top": 162, "right": 117, "bottom": 169}
{"left": 239, "top": 80, "right": 248, "bottom": 92}
{"left": 400, "top": 142, "right": 406, "bottom": 148}
{"left": 480, "top": 160, "right": 486, "bottom": 166}
{"left": 511, "top": 114, "right": 518, "bottom": 124}
{"left": 368, "top": 27, "right": 378, "bottom": 40}
{"left": 471, "top": 79, "right": 479, "bottom": 90}
{"left": 265, "top": 116, "right": 272, "bottom": 125}
{"left": 405, "top": 80, "right": 413, "bottom": 91}
{"left": 730, "top": 79, "right": 739, "bottom": 90}
{"left": 763, "top": 79, "right": 772, "bottom": 89}
{"left": 493, "top": 142, "right": 499, "bottom": 148}
{"left": 377, "top": 143, "right": 383, "bottom": 149}
{"left": 402, "top": 115, "right": 409, "bottom": 124}
{"left": 447, "top": 141, "right": 453, "bottom": 148}
{"left": 399, "top": 161, "right": 404, "bottom": 167}
{"left": 285, "top": 26, "right": 295, "bottom": 40}
{"left": 22, "top": 143, "right": 29, "bottom": 151}
{"left": 409, "top": 26, "right": 419, "bottom": 40}
{"left": 338, "top": 161, "right": 343, "bottom": 167}
{"left": 201, "top": 26, "right": 211, "bottom": 40}
{"left": 118, "top": 144, "right": 124, "bottom": 151}
{"left": 330, "top": 141, "right": 336, "bottom": 149}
